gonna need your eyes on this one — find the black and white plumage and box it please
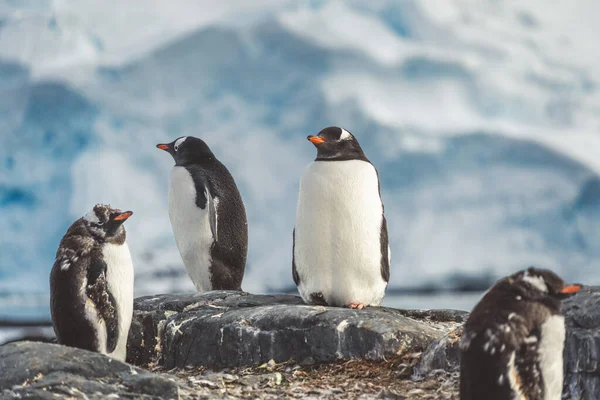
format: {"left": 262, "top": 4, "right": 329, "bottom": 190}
{"left": 460, "top": 267, "right": 581, "bottom": 400}
{"left": 50, "top": 204, "right": 134, "bottom": 361}
{"left": 157, "top": 136, "right": 247, "bottom": 292}
{"left": 293, "top": 126, "right": 390, "bottom": 309}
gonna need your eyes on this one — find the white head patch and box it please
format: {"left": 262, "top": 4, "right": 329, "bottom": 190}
{"left": 84, "top": 209, "right": 100, "bottom": 224}
{"left": 522, "top": 273, "right": 548, "bottom": 293}
{"left": 339, "top": 128, "right": 352, "bottom": 141}
{"left": 174, "top": 136, "right": 188, "bottom": 151}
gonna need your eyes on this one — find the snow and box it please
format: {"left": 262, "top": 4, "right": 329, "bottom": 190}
{"left": 2, "top": 0, "right": 600, "bottom": 317}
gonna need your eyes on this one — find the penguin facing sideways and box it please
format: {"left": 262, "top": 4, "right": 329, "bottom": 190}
{"left": 157, "top": 136, "right": 248, "bottom": 292}
{"left": 460, "top": 267, "right": 581, "bottom": 400}
{"left": 293, "top": 126, "right": 390, "bottom": 309}
{"left": 50, "top": 204, "right": 134, "bottom": 361}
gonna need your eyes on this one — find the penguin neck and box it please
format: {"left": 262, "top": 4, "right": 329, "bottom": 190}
{"left": 315, "top": 150, "right": 370, "bottom": 163}
{"left": 176, "top": 156, "right": 217, "bottom": 168}
{"left": 106, "top": 229, "right": 127, "bottom": 246}
{"left": 537, "top": 296, "right": 562, "bottom": 314}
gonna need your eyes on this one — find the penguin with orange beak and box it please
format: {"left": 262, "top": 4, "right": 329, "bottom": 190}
{"left": 50, "top": 204, "right": 134, "bottom": 361}
{"left": 293, "top": 126, "right": 390, "bottom": 309}
{"left": 156, "top": 136, "right": 247, "bottom": 292}
{"left": 460, "top": 267, "right": 582, "bottom": 400}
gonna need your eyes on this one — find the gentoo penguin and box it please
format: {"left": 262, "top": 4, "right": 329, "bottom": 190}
{"left": 460, "top": 267, "right": 581, "bottom": 400}
{"left": 50, "top": 204, "right": 134, "bottom": 361}
{"left": 157, "top": 136, "right": 247, "bottom": 292}
{"left": 293, "top": 126, "right": 390, "bottom": 309}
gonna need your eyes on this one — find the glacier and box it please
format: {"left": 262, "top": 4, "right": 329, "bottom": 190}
{"left": 2, "top": 0, "right": 600, "bottom": 317}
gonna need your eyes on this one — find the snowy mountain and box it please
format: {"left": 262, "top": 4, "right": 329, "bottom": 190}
{"left": 2, "top": 0, "right": 600, "bottom": 317}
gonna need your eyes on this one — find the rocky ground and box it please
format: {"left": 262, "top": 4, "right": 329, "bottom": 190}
{"left": 3, "top": 288, "right": 600, "bottom": 399}
{"left": 1, "top": 291, "right": 465, "bottom": 399}
{"left": 152, "top": 356, "right": 459, "bottom": 400}
{"left": 1, "top": 341, "right": 458, "bottom": 399}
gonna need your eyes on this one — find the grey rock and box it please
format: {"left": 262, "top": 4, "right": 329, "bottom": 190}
{"left": 127, "top": 291, "right": 467, "bottom": 369}
{"left": 0, "top": 341, "right": 179, "bottom": 399}
{"left": 563, "top": 286, "right": 600, "bottom": 400}
{"left": 415, "top": 325, "right": 463, "bottom": 377}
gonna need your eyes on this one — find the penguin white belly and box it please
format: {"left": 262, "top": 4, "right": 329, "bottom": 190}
{"left": 103, "top": 242, "right": 134, "bottom": 361}
{"left": 168, "top": 166, "right": 214, "bottom": 292}
{"left": 294, "top": 160, "right": 387, "bottom": 307}
{"left": 538, "top": 315, "right": 565, "bottom": 400}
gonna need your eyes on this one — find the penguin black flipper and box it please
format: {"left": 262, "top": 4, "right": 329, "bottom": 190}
{"left": 460, "top": 324, "right": 543, "bottom": 400}
{"left": 207, "top": 188, "right": 218, "bottom": 242}
{"left": 189, "top": 170, "right": 209, "bottom": 210}
{"left": 87, "top": 257, "right": 106, "bottom": 286}
{"left": 86, "top": 258, "right": 119, "bottom": 353}
{"left": 379, "top": 215, "right": 390, "bottom": 283}
{"left": 514, "top": 327, "right": 543, "bottom": 399}
{"left": 188, "top": 169, "right": 218, "bottom": 240}
{"left": 460, "top": 335, "right": 517, "bottom": 400}
{"left": 292, "top": 228, "right": 300, "bottom": 286}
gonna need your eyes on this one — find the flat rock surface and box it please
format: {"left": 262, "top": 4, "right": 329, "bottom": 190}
{"left": 127, "top": 291, "right": 468, "bottom": 369}
{"left": 0, "top": 341, "right": 179, "bottom": 399}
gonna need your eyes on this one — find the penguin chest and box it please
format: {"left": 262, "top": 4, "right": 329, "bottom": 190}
{"left": 294, "top": 160, "right": 386, "bottom": 306}
{"left": 102, "top": 242, "right": 134, "bottom": 359}
{"left": 168, "top": 166, "right": 214, "bottom": 291}
{"left": 537, "top": 315, "right": 565, "bottom": 400}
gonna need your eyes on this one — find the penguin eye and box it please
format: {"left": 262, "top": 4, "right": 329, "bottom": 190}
{"left": 174, "top": 144, "right": 179, "bottom": 152}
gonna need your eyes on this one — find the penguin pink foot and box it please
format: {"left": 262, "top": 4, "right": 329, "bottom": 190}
{"left": 348, "top": 303, "right": 365, "bottom": 310}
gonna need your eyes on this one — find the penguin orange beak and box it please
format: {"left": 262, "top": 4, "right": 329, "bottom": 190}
{"left": 308, "top": 136, "right": 325, "bottom": 144}
{"left": 113, "top": 211, "right": 133, "bottom": 221}
{"left": 157, "top": 144, "right": 169, "bottom": 151}
{"left": 561, "top": 284, "right": 582, "bottom": 294}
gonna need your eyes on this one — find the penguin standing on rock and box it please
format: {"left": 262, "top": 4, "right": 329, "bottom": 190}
{"left": 50, "top": 204, "right": 134, "bottom": 361}
{"left": 293, "top": 126, "right": 390, "bottom": 309}
{"left": 157, "top": 136, "right": 248, "bottom": 292}
{"left": 460, "top": 267, "right": 581, "bottom": 400}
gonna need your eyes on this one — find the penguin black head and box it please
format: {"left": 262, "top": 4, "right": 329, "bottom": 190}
{"left": 157, "top": 136, "right": 215, "bottom": 166}
{"left": 307, "top": 126, "right": 368, "bottom": 162}
{"left": 83, "top": 204, "right": 133, "bottom": 244}
{"left": 508, "top": 267, "right": 581, "bottom": 302}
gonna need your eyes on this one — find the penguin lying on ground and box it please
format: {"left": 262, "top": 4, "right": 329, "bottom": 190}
{"left": 293, "top": 126, "right": 390, "bottom": 309}
{"left": 50, "top": 204, "right": 134, "bottom": 361}
{"left": 460, "top": 267, "right": 581, "bottom": 400}
{"left": 157, "top": 136, "right": 248, "bottom": 292}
